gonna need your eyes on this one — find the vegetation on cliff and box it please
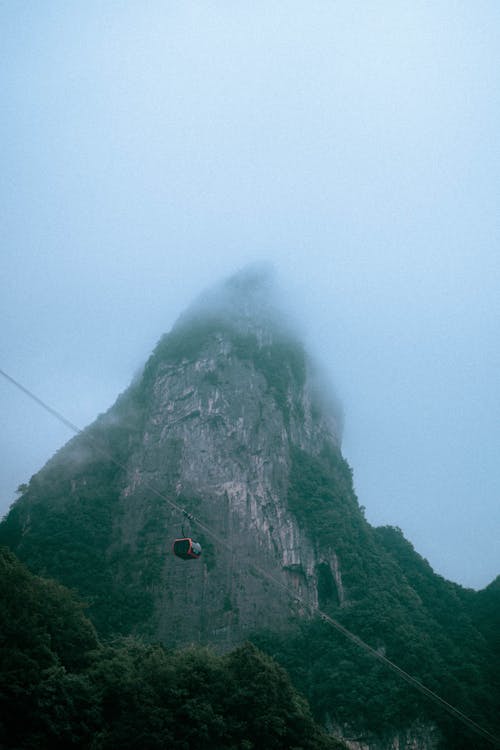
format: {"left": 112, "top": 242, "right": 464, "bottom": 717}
{"left": 0, "top": 401, "right": 155, "bottom": 640}
{"left": 268, "top": 444, "right": 500, "bottom": 749}
{"left": 141, "top": 314, "right": 307, "bottom": 423}
{"left": 0, "top": 546, "right": 344, "bottom": 749}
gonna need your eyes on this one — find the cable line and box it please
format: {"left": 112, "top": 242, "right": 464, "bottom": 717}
{"left": 0, "top": 369, "right": 216, "bottom": 537}
{"left": 1, "top": 366, "right": 499, "bottom": 747}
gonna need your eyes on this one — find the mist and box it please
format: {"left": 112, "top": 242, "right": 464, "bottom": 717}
{"left": 1, "top": 2, "right": 499, "bottom": 589}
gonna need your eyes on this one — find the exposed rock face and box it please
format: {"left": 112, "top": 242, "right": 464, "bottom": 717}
{"left": 327, "top": 719, "right": 439, "bottom": 750}
{"left": 118, "top": 266, "right": 346, "bottom": 647}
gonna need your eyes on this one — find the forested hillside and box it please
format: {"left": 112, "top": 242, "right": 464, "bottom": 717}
{"left": 251, "top": 450, "right": 500, "bottom": 749}
{"left": 0, "top": 546, "right": 344, "bottom": 749}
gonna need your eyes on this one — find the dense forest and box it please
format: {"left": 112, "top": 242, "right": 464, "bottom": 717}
{"left": 0, "top": 546, "right": 344, "bottom": 749}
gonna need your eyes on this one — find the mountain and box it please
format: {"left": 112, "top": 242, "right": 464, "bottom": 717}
{"left": 1, "top": 266, "right": 498, "bottom": 749}
{"left": 1, "top": 265, "right": 345, "bottom": 646}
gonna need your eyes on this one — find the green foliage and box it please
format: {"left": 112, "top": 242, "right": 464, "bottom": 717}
{"left": 139, "top": 316, "right": 233, "bottom": 400}
{"left": 287, "top": 444, "right": 384, "bottom": 602}
{"left": 463, "top": 575, "right": 500, "bottom": 660}
{"left": 231, "top": 331, "right": 306, "bottom": 420}
{"left": 0, "top": 549, "right": 344, "bottom": 749}
{"left": 0, "top": 378, "right": 178, "bottom": 641}
{"left": 0, "top": 427, "right": 157, "bottom": 640}
{"left": 0, "top": 547, "right": 100, "bottom": 748}
{"left": 84, "top": 639, "right": 345, "bottom": 750}
{"left": 203, "top": 370, "right": 220, "bottom": 386}
{"left": 222, "top": 642, "right": 345, "bottom": 750}
{"left": 140, "top": 316, "right": 306, "bottom": 423}
{"left": 252, "top": 611, "right": 499, "bottom": 750}
{"left": 252, "top": 621, "right": 422, "bottom": 735}
{"left": 274, "top": 447, "right": 500, "bottom": 748}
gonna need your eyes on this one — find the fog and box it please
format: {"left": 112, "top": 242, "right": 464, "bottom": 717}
{"left": 1, "top": 2, "right": 499, "bottom": 589}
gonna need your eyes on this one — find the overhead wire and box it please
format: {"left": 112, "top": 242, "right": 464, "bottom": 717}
{"left": 1, "top": 366, "right": 499, "bottom": 747}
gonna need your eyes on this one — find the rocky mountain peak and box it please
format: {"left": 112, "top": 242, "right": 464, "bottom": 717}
{"left": 173, "top": 262, "right": 293, "bottom": 341}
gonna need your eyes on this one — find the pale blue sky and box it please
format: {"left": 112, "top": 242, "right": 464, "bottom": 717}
{"left": 1, "top": 2, "right": 499, "bottom": 588}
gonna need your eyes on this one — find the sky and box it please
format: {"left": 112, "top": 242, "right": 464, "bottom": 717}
{"left": 1, "top": 1, "right": 499, "bottom": 590}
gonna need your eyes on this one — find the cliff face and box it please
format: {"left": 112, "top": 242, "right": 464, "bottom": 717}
{"left": 117, "top": 266, "right": 346, "bottom": 647}
{"left": 327, "top": 719, "right": 439, "bottom": 750}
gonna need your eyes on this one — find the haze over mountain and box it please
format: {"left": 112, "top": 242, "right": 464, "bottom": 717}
{"left": 2, "top": 2, "right": 500, "bottom": 592}
{"left": 1, "top": 268, "right": 498, "bottom": 749}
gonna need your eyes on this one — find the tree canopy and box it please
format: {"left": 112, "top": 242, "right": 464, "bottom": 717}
{"left": 0, "top": 547, "right": 344, "bottom": 749}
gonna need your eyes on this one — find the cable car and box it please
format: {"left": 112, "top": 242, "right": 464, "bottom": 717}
{"left": 172, "top": 537, "right": 202, "bottom": 560}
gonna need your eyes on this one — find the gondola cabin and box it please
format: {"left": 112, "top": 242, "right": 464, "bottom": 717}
{"left": 172, "top": 537, "right": 202, "bottom": 560}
